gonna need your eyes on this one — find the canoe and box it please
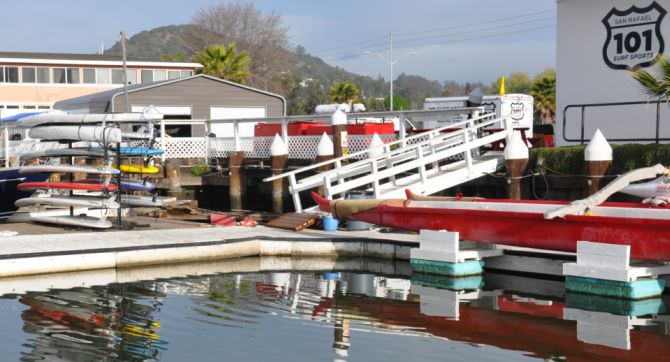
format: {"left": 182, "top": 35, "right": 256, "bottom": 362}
{"left": 15, "top": 110, "right": 163, "bottom": 128}
{"left": 17, "top": 181, "right": 117, "bottom": 192}
{"left": 311, "top": 191, "right": 670, "bottom": 262}
{"left": 19, "top": 165, "right": 120, "bottom": 175}
{"left": 29, "top": 125, "right": 122, "bottom": 143}
{"left": 28, "top": 215, "right": 112, "bottom": 229}
{"left": 16, "top": 195, "right": 120, "bottom": 209}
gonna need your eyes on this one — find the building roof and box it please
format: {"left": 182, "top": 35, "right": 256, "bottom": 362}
{"left": 0, "top": 51, "right": 202, "bottom": 68}
{"left": 53, "top": 74, "right": 286, "bottom": 115}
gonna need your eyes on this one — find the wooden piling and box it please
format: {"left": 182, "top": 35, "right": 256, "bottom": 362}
{"left": 316, "top": 155, "right": 333, "bottom": 196}
{"left": 271, "top": 154, "right": 288, "bottom": 214}
{"left": 228, "top": 151, "right": 245, "bottom": 210}
{"left": 332, "top": 124, "right": 347, "bottom": 159}
{"left": 506, "top": 158, "right": 528, "bottom": 200}
{"left": 584, "top": 129, "right": 613, "bottom": 196}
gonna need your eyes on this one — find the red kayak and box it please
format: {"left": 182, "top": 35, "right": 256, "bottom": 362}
{"left": 311, "top": 191, "right": 670, "bottom": 262}
{"left": 17, "top": 181, "right": 117, "bottom": 192}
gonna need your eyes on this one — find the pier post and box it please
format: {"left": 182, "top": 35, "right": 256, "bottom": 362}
{"left": 331, "top": 108, "right": 348, "bottom": 159}
{"left": 584, "top": 129, "right": 612, "bottom": 196}
{"left": 270, "top": 134, "right": 288, "bottom": 214}
{"left": 316, "top": 132, "right": 334, "bottom": 196}
{"left": 228, "top": 150, "right": 246, "bottom": 210}
{"left": 504, "top": 131, "right": 528, "bottom": 200}
{"left": 164, "top": 159, "right": 182, "bottom": 196}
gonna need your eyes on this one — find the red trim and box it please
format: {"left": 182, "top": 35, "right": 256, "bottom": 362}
{"left": 18, "top": 181, "right": 117, "bottom": 191}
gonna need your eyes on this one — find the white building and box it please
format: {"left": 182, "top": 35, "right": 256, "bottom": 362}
{"left": 557, "top": 0, "right": 670, "bottom": 146}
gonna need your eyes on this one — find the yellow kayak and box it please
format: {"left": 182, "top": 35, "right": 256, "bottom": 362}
{"left": 99, "top": 164, "right": 160, "bottom": 174}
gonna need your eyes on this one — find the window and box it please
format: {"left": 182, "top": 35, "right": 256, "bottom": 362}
{"left": 168, "top": 70, "right": 181, "bottom": 80}
{"left": 22, "top": 67, "right": 36, "bottom": 83}
{"left": 111, "top": 69, "right": 124, "bottom": 84}
{"left": 6, "top": 105, "right": 19, "bottom": 109}
{"left": 66, "top": 68, "right": 79, "bottom": 84}
{"left": 5, "top": 67, "right": 18, "bottom": 83}
{"left": 141, "top": 69, "right": 153, "bottom": 83}
{"left": 83, "top": 68, "right": 95, "bottom": 84}
{"left": 181, "top": 70, "right": 192, "bottom": 78}
{"left": 153, "top": 70, "right": 166, "bottom": 81}
{"left": 36, "top": 68, "right": 49, "bottom": 83}
{"left": 96, "top": 68, "right": 110, "bottom": 84}
{"left": 53, "top": 68, "right": 66, "bottom": 83}
{"left": 37, "top": 105, "right": 51, "bottom": 109}
{"left": 126, "top": 69, "right": 137, "bottom": 84}
{"left": 22, "top": 105, "right": 36, "bottom": 109}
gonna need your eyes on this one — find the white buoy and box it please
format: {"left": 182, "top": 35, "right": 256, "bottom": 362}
{"left": 270, "top": 133, "right": 288, "bottom": 156}
{"left": 504, "top": 131, "right": 529, "bottom": 160}
{"left": 585, "top": 129, "right": 612, "bottom": 161}
{"left": 316, "top": 132, "right": 334, "bottom": 156}
{"left": 367, "top": 132, "right": 385, "bottom": 158}
{"left": 331, "top": 108, "right": 347, "bottom": 125}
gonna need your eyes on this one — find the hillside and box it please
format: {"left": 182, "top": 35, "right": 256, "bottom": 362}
{"left": 109, "top": 25, "right": 452, "bottom": 101}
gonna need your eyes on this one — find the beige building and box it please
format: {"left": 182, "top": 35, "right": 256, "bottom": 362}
{"left": 0, "top": 51, "right": 201, "bottom": 112}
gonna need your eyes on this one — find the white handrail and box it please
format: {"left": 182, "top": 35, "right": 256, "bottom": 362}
{"left": 264, "top": 112, "right": 497, "bottom": 182}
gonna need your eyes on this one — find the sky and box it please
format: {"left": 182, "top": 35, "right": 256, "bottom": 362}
{"left": 0, "top": 0, "right": 556, "bottom": 84}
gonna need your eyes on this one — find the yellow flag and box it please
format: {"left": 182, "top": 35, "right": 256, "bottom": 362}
{"left": 499, "top": 75, "right": 506, "bottom": 95}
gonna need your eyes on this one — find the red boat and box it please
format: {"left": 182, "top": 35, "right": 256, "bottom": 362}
{"left": 311, "top": 190, "right": 670, "bottom": 262}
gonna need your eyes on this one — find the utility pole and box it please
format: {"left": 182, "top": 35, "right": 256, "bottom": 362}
{"left": 389, "top": 32, "right": 394, "bottom": 112}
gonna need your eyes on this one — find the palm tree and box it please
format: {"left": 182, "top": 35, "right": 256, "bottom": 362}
{"left": 329, "top": 80, "right": 361, "bottom": 103}
{"left": 530, "top": 74, "right": 556, "bottom": 124}
{"left": 192, "top": 44, "right": 251, "bottom": 84}
{"left": 629, "top": 55, "right": 670, "bottom": 101}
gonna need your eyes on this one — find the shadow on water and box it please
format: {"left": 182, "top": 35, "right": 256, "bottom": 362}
{"left": 1, "top": 256, "right": 668, "bottom": 361}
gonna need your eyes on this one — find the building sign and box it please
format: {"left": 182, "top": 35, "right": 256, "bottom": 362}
{"left": 602, "top": 2, "right": 667, "bottom": 70}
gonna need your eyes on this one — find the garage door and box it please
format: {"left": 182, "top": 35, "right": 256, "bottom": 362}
{"left": 210, "top": 107, "right": 266, "bottom": 138}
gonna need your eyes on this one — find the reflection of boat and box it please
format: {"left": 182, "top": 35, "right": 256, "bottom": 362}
{"left": 312, "top": 186, "right": 670, "bottom": 261}
{"left": 0, "top": 167, "right": 50, "bottom": 222}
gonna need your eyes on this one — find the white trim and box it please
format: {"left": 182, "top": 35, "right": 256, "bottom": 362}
{"left": 0, "top": 57, "right": 202, "bottom": 68}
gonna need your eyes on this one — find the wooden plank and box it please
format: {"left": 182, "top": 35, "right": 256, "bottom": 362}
{"left": 266, "top": 212, "right": 320, "bottom": 231}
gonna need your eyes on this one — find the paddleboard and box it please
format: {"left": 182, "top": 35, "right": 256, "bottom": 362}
{"left": 17, "top": 181, "right": 117, "bottom": 192}
{"left": 20, "top": 148, "right": 108, "bottom": 160}
{"left": 19, "top": 165, "right": 120, "bottom": 175}
{"left": 29, "top": 215, "right": 113, "bottom": 229}
{"left": 101, "top": 164, "right": 159, "bottom": 174}
{"left": 29, "top": 125, "right": 122, "bottom": 143}
{"left": 15, "top": 195, "right": 120, "bottom": 209}
{"left": 16, "top": 110, "right": 163, "bottom": 128}
{"left": 121, "top": 194, "right": 176, "bottom": 207}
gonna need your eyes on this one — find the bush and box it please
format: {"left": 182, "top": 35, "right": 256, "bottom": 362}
{"left": 189, "top": 164, "right": 211, "bottom": 177}
{"left": 528, "top": 143, "right": 670, "bottom": 175}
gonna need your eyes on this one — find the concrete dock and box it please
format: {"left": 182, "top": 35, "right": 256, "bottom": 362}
{"left": 0, "top": 219, "right": 417, "bottom": 278}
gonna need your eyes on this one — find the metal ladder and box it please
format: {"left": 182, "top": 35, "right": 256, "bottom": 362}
{"left": 264, "top": 112, "right": 510, "bottom": 212}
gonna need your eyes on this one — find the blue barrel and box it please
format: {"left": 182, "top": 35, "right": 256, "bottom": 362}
{"left": 322, "top": 215, "right": 339, "bottom": 231}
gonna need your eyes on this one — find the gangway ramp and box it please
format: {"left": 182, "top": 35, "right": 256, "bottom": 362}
{"left": 264, "top": 113, "right": 509, "bottom": 212}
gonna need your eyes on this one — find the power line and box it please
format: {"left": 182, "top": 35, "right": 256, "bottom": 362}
{"left": 321, "top": 24, "right": 556, "bottom": 61}
{"left": 308, "top": 9, "right": 555, "bottom": 58}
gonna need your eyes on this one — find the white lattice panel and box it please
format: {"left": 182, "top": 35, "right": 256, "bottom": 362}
{"left": 162, "top": 137, "right": 206, "bottom": 159}
{"left": 348, "top": 135, "right": 396, "bottom": 159}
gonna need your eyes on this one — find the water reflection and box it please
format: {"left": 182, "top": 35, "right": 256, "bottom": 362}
{"left": 0, "top": 257, "right": 668, "bottom": 361}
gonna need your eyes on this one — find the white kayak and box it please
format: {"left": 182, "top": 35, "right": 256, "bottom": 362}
{"left": 19, "top": 164, "right": 120, "bottom": 175}
{"left": 619, "top": 176, "right": 670, "bottom": 198}
{"left": 16, "top": 110, "right": 163, "bottom": 128}
{"left": 29, "top": 215, "right": 113, "bottom": 229}
{"left": 29, "top": 125, "right": 122, "bottom": 143}
{"left": 15, "top": 195, "right": 120, "bottom": 209}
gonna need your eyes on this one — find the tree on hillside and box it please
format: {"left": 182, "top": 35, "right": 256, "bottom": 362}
{"left": 629, "top": 55, "right": 670, "bottom": 102}
{"left": 384, "top": 95, "right": 411, "bottom": 111}
{"left": 161, "top": 53, "right": 186, "bottom": 62}
{"left": 192, "top": 1, "right": 292, "bottom": 92}
{"left": 329, "top": 80, "right": 361, "bottom": 103}
{"left": 490, "top": 71, "right": 532, "bottom": 94}
{"left": 530, "top": 71, "right": 556, "bottom": 124}
{"left": 192, "top": 44, "right": 250, "bottom": 84}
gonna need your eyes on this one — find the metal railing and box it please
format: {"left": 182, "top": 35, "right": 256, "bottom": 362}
{"left": 563, "top": 100, "right": 669, "bottom": 144}
{"left": 264, "top": 112, "right": 509, "bottom": 212}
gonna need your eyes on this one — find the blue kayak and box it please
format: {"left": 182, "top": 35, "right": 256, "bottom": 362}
{"left": 93, "top": 147, "right": 164, "bottom": 156}
{"left": 116, "top": 178, "right": 156, "bottom": 191}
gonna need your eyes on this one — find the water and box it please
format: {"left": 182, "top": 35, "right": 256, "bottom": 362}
{"left": 0, "top": 258, "right": 667, "bottom": 361}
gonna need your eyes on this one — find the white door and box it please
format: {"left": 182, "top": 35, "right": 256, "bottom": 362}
{"left": 210, "top": 107, "right": 266, "bottom": 138}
